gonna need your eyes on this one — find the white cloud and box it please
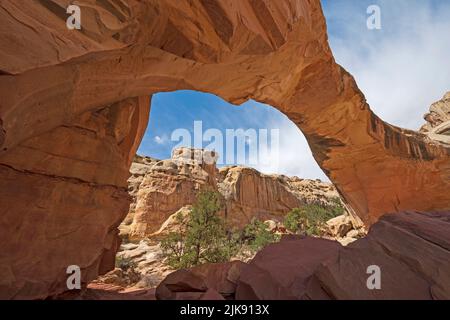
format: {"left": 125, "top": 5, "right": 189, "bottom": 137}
{"left": 154, "top": 135, "right": 167, "bottom": 145}
{"left": 327, "top": 0, "right": 450, "bottom": 129}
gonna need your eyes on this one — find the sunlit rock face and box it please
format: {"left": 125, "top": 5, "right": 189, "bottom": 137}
{"left": 0, "top": 0, "right": 449, "bottom": 298}
{"left": 420, "top": 92, "right": 450, "bottom": 145}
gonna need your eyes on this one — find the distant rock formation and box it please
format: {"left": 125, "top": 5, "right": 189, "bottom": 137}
{"left": 122, "top": 147, "right": 347, "bottom": 239}
{"left": 123, "top": 148, "right": 218, "bottom": 238}
{"left": 156, "top": 210, "right": 450, "bottom": 300}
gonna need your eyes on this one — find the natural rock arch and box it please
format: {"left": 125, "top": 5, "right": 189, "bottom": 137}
{"left": 0, "top": 0, "right": 448, "bottom": 299}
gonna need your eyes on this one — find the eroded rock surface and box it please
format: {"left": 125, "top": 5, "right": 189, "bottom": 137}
{"left": 0, "top": 0, "right": 449, "bottom": 298}
{"left": 420, "top": 92, "right": 450, "bottom": 144}
{"left": 127, "top": 148, "right": 218, "bottom": 238}
{"left": 218, "top": 166, "right": 342, "bottom": 228}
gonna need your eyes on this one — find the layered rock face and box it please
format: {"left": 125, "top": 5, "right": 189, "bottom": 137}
{"left": 125, "top": 148, "right": 218, "bottom": 238}
{"left": 0, "top": 96, "right": 149, "bottom": 299}
{"left": 157, "top": 211, "right": 450, "bottom": 300}
{"left": 0, "top": 0, "right": 449, "bottom": 298}
{"left": 218, "top": 166, "right": 341, "bottom": 227}
{"left": 123, "top": 148, "right": 343, "bottom": 239}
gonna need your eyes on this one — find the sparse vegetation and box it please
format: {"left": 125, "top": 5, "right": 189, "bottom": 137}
{"left": 161, "top": 191, "right": 345, "bottom": 269}
{"left": 115, "top": 255, "right": 137, "bottom": 271}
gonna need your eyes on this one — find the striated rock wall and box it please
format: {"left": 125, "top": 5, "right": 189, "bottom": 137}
{"left": 218, "top": 166, "right": 341, "bottom": 228}
{"left": 0, "top": 0, "right": 449, "bottom": 298}
{"left": 127, "top": 148, "right": 218, "bottom": 238}
{"left": 0, "top": 96, "right": 149, "bottom": 299}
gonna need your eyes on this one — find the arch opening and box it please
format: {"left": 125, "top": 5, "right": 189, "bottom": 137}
{"left": 101, "top": 89, "right": 354, "bottom": 291}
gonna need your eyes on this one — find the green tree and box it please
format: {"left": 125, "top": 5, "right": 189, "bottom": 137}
{"left": 284, "top": 199, "right": 344, "bottom": 236}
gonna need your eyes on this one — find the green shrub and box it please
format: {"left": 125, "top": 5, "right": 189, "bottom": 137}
{"left": 115, "top": 255, "right": 137, "bottom": 271}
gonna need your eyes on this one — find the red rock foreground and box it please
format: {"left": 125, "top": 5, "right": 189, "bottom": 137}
{"left": 0, "top": 0, "right": 449, "bottom": 299}
{"left": 157, "top": 211, "right": 450, "bottom": 300}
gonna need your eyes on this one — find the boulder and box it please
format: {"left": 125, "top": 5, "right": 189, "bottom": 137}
{"left": 235, "top": 236, "right": 341, "bottom": 300}
{"left": 420, "top": 92, "right": 450, "bottom": 144}
{"left": 326, "top": 215, "right": 353, "bottom": 237}
{"left": 156, "top": 261, "right": 245, "bottom": 300}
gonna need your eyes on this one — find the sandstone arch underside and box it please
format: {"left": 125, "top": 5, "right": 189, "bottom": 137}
{"left": 0, "top": 0, "right": 449, "bottom": 299}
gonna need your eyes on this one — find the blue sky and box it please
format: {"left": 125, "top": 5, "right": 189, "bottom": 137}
{"left": 138, "top": 0, "right": 450, "bottom": 181}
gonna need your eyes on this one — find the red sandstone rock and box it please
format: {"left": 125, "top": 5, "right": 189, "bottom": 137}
{"left": 156, "top": 261, "right": 245, "bottom": 300}
{"left": 235, "top": 236, "right": 341, "bottom": 300}
{"left": 308, "top": 211, "right": 450, "bottom": 299}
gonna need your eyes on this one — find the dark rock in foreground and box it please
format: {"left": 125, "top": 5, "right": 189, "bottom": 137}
{"left": 156, "top": 211, "right": 450, "bottom": 300}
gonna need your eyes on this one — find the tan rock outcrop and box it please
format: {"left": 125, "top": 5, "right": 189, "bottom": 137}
{"left": 128, "top": 148, "right": 218, "bottom": 238}
{"left": 218, "top": 166, "right": 340, "bottom": 228}
{"left": 0, "top": 0, "right": 449, "bottom": 298}
{"left": 420, "top": 92, "right": 450, "bottom": 144}
{"left": 120, "top": 155, "right": 159, "bottom": 236}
